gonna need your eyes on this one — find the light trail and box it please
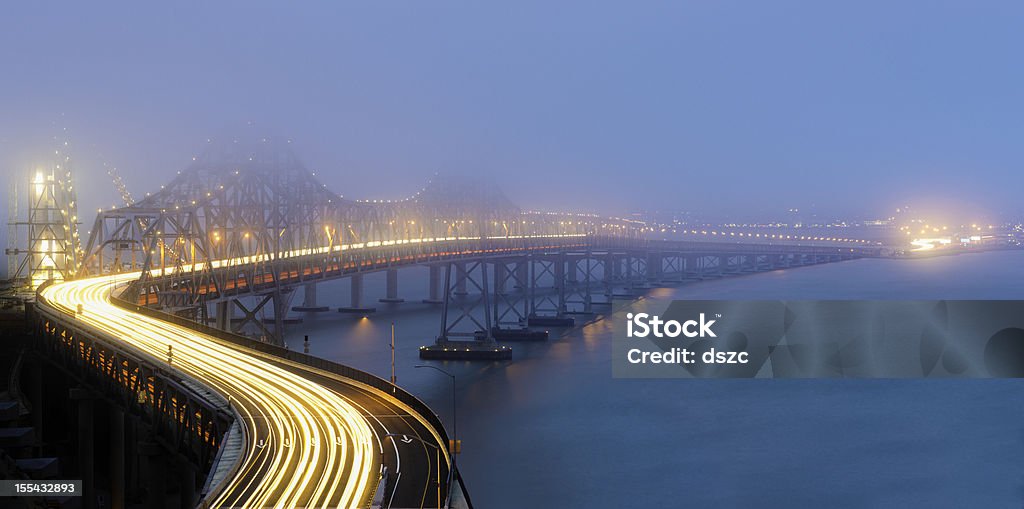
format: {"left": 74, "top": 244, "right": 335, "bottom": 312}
{"left": 41, "top": 272, "right": 384, "bottom": 507}
{"left": 41, "top": 231, "right": 816, "bottom": 506}
{"left": 41, "top": 234, "right": 583, "bottom": 506}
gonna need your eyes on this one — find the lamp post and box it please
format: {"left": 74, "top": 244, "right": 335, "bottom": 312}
{"left": 384, "top": 433, "right": 442, "bottom": 509}
{"left": 414, "top": 364, "right": 456, "bottom": 473}
{"left": 390, "top": 322, "right": 396, "bottom": 393}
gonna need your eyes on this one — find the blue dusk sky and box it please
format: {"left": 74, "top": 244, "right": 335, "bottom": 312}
{"left": 1, "top": 1, "right": 1022, "bottom": 224}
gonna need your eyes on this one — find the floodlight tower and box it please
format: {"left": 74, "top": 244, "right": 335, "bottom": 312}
{"left": 6, "top": 147, "right": 82, "bottom": 291}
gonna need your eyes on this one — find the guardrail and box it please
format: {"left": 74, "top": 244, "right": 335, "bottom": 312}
{"left": 31, "top": 287, "right": 234, "bottom": 499}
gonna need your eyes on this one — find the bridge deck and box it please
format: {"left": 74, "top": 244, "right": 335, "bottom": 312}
{"left": 38, "top": 273, "right": 450, "bottom": 508}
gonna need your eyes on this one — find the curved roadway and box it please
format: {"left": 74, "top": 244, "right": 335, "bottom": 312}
{"left": 41, "top": 272, "right": 449, "bottom": 508}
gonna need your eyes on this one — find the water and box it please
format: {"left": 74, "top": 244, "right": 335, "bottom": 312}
{"left": 285, "top": 251, "right": 1024, "bottom": 508}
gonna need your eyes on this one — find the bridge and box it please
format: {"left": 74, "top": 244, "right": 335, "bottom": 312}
{"left": 28, "top": 137, "right": 881, "bottom": 507}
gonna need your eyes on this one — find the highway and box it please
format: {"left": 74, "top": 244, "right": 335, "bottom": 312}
{"left": 40, "top": 272, "right": 450, "bottom": 508}
{"left": 38, "top": 233, "right": 595, "bottom": 506}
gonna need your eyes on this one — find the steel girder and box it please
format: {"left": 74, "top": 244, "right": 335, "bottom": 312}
{"left": 77, "top": 140, "right": 645, "bottom": 325}
{"left": 76, "top": 139, "right": 877, "bottom": 336}
{"left": 34, "top": 309, "right": 230, "bottom": 472}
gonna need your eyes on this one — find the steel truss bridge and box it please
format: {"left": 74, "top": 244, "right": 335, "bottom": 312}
{"left": 32, "top": 138, "right": 881, "bottom": 507}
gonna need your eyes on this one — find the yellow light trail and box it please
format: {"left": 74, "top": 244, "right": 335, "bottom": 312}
{"left": 42, "top": 272, "right": 380, "bottom": 507}
{"left": 36, "top": 233, "right": 610, "bottom": 506}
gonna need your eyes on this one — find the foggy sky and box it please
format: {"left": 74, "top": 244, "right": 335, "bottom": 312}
{"left": 2, "top": 2, "right": 1023, "bottom": 229}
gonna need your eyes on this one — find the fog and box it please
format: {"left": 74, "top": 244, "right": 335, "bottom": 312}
{"left": 3, "top": 2, "right": 1023, "bottom": 273}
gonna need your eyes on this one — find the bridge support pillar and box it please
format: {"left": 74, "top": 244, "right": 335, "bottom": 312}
{"left": 554, "top": 256, "right": 566, "bottom": 311}
{"left": 269, "top": 289, "right": 294, "bottom": 347}
{"left": 624, "top": 255, "right": 637, "bottom": 291}
{"left": 526, "top": 256, "right": 574, "bottom": 326}
{"left": 70, "top": 387, "right": 95, "bottom": 509}
{"left": 454, "top": 262, "right": 468, "bottom": 296}
{"left": 305, "top": 283, "right": 316, "bottom": 306}
{"left": 587, "top": 256, "right": 600, "bottom": 309}
{"left": 563, "top": 255, "right": 598, "bottom": 315}
{"left": 339, "top": 274, "right": 376, "bottom": 314}
{"left": 352, "top": 274, "right": 364, "bottom": 307}
{"left": 293, "top": 283, "right": 329, "bottom": 312}
{"left": 670, "top": 254, "right": 686, "bottom": 282}
{"left": 604, "top": 254, "right": 622, "bottom": 296}
{"left": 684, "top": 255, "right": 699, "bottom": 280}
{"left": 494, "top": 263, "right": 507, "bottom": 294}
{"left": 424, "top": 265, "right": 443, "bottom": 304}
{"left": 647, "top": 252, "right": 663, "bottom": 283}
{"left": 515, "top": 260, "right": 528, "bottom": 290}
{"left": 110, "top": 405, "right": 126, "bottom": 509}
{"left": 215, "top": 300, "right": 233, "bottom": 332}
{"left": 420, "top": 261, "right": 512, "bottom": 360}
{"left": 380, "top": 269, "right": 405, "bottom": 303}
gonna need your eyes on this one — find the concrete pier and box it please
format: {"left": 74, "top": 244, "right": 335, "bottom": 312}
{"left": 424, "top": 265, "right": 443, "bottom": 304}
{"left": 293, "top": 283, "right": 329, "bottom": 312}
{"left": 339, "top": 274, "right": 376, "bottom": 313}
{"left": 379, "top": 269, "right": 405, "bottom": 303}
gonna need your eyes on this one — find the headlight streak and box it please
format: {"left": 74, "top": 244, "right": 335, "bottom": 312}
{"left": 42, "top": 274, "right": 376, "bottom": 508}
{"left": 40, "top": 232, "right": 572, "bottom": 506}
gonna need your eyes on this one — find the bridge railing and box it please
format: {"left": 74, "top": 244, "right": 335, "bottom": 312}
{"left": 31, "top": 287, "right": 234, "bottom": 490}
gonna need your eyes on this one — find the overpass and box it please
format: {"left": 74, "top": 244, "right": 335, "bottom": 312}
{"left": 31, "top": 137, "right": 880, "bottom": 507}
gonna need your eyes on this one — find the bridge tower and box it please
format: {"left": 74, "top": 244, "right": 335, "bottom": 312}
{"left": 5, "top": 149, "right": 82, "bottom": 291}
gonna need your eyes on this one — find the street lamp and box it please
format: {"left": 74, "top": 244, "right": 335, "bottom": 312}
{"left": 384, "top": 433, "right": 443, "bottom": 509}
{"left": 414, "top": 364, "right": 457, "bottom": 474}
